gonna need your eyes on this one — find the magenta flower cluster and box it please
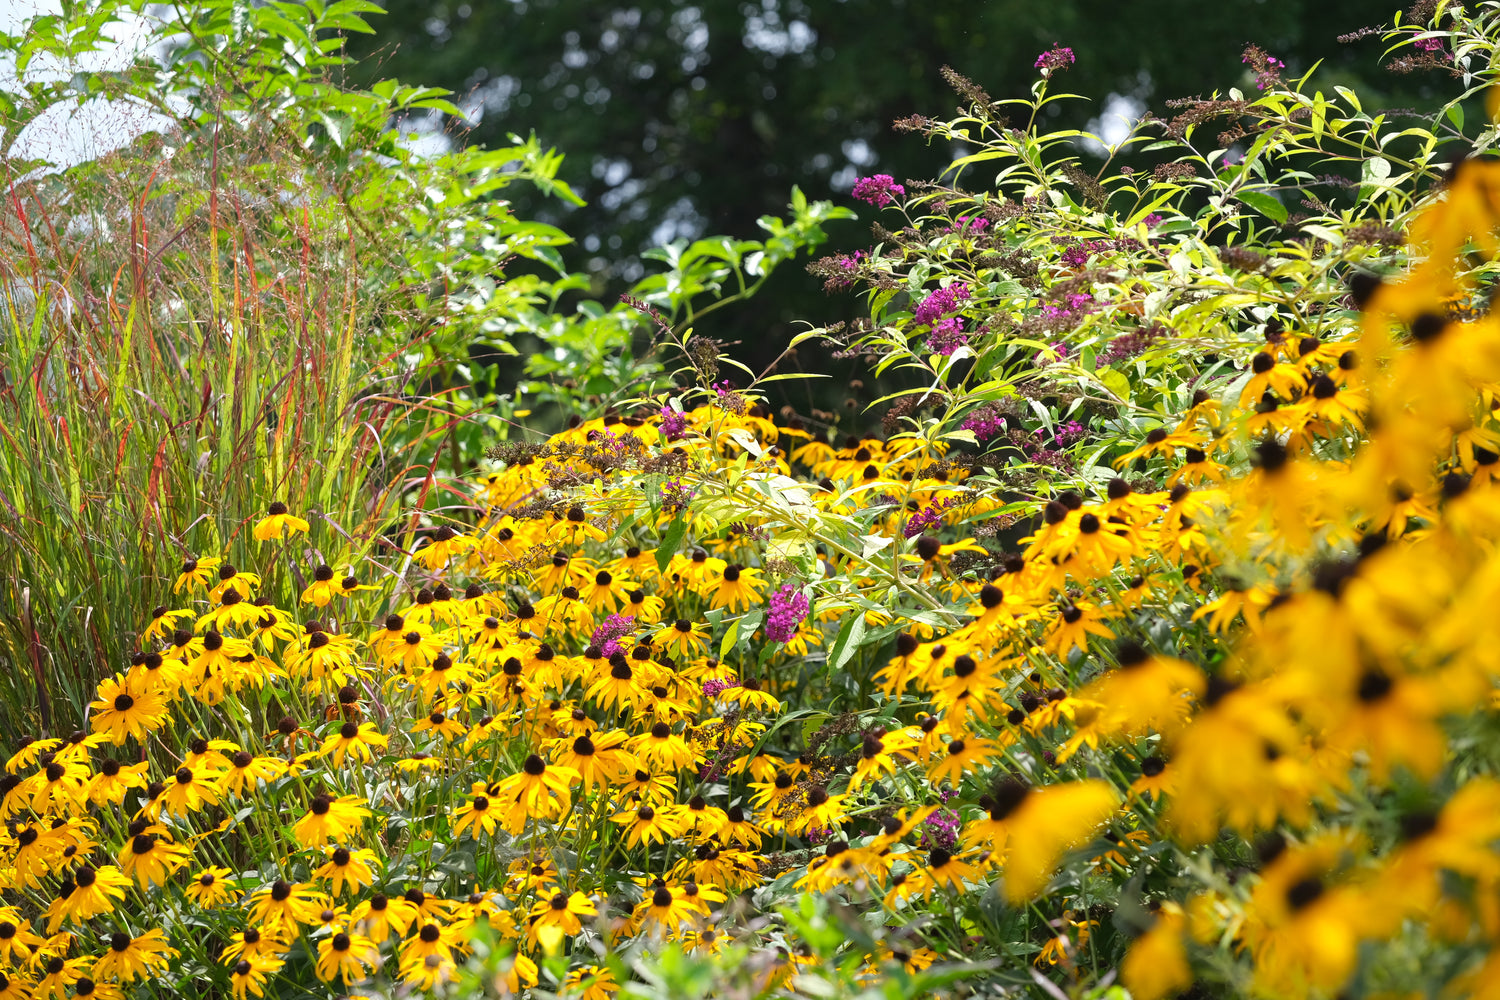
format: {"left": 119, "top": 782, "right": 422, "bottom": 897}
{"left": 851, "top": 174, "right": 906, "bottom": 208}
{"left": 918, "top": 807, "right": 961, "bottom": 850}
{"left": 658, "top": 406, "right": 688, "bottom": 438}
{"left": 1041, "top": 293, "right": 1095, "bottom": 325}
{"left": 1034, "top": 44, "right": 1076, "bottom": 73}
{"left": 913, "top": 282, "right": 971, "bottom": 327}
{"left": 927, "top": 316, "right": 969, "bottom": 356}
{"left": 589, "top": 614, "right": 636, "bottom": 658}
{"left": 765, "top": 583, "right": 810, "bottom": 643}
{"left": 1099, "top": 324, "right": 1165, "bottom": 364}
{"left": 1055, "top": 236, "right": 1135, "bottom": 269}
{"left": 701, "top": 677, "right": 740, "bottom": 699}
{"left": 903, "top": 498, "right": 958, "bottom": 539}
{"left": 1050, "top": 420, "right": 1086, "bottom": 448}
{"left": 960, "top": 404, "right": 1008, "bottom": 443}
{"left": 660, "top": 477, "right": 696, "bottom": 513}
{"left": 1244, "top": 52, "right": 1286, "bottom": 90}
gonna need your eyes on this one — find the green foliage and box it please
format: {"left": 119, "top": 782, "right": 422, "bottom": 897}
{"left": 0, "top": 0, "right": 846, "bottom": 735}
{"left": 345, "top": 0, "right": 1449, "bottom": 395}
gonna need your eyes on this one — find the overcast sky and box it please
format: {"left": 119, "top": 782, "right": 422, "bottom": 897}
{"left": 1, "top": 0, "right": 178, "bottom": 172}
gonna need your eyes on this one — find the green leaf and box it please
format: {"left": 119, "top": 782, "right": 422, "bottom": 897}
{"left": 1098, "top": 369, "right": 1132, "bottom": 401}
{"left": 655, "top": 515, "right": 687, "bottom": 574}
{"left": 826, "top": 612, "right": 867, "bottom": 676}
{"left": 1236, "top": 190, "right": 1287, "bottom": 224}
{"left": 718, "top": 616, "right": 740, "bottom": 660}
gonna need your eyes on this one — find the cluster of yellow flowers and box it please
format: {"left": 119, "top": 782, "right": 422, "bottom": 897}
{"left": 8, "top": 158, "right": 1500, "bottom": 1000}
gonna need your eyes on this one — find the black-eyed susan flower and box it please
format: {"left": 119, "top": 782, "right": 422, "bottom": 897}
{"left": 623, "top": 587, "right": 666, "bottom": 624}
{"left": 228, "top": 954, "right": 283, "bottom": 1000}
{"left": 1044, "top": 600, "right": 1116, "bottom": 658}
{"left": 41, "top": 865, "right": 130, "bottom": 932}
{"left": 6, "top": 737, "right": 56, "bottom": 773}
{"left": 172, "top": 555, "right": 222, "bottom": 594}
{"left": 630, "top": 722, "right": 695, "bottom": 771}
{"left": 320, "top": 721, "right": 388, "bottom": 766}
{"left": 184, "top": 866, "right": 237, "bottom": 909}
{"left": 724, "top": 678, "right": 781, "bottom": 713}
{"left": 409, "top": 708, "right": 467, "bottom": 743}
{"left": 632, "top": 884, "right": 697, "bottom": 937}
{"left": 394, "top": 752, "right": 444, "bottom": 775}
{"left": 549, "top": 730, "right": 635, "bottom": 790}
{"left": 451, "top": 790, "right": 503, "bottom": 840}
{"left": 312, "top": 847, "right": 377, "bottom": 898}
{"left": 32, "top": 957, "right": 91, "bottom": 999}
{"left": 313, "top": 930, "right": 378, "bottom": 985}
{"left": 399, "top": 949, "right": 459, "bottom": 992}
{"left": 88, "top": 676, "right": 167, "bottom": 744}
{"left": 654, "top": 618, "right": 710, "bottom": 658}
{"left": 579, "top": 567, "right": 635, "bottom": 615}
{"left": 368, "top": 613, "right": 411, "bottom": 660}
{"left": 92, "top": 928, "right": 176, "bottom": 983}
{"left": 747, "top": 769, "right": 799, "bottom": 811}
{"left": 561, "top": 964, "right": 618, "bottom": 1000}
{"left": 247, "top": 879, "right": 328, "bottom": 935}
{"left": 117, "top": 830, "right": 189, "bottom": 889}
{"left": 525, "top": 889, "right": 597, "bottom": 948}
{"left": 720, "top": 804, "right": 765, "bottom": 848}
{"left": 497, "top": 948, "right": 538, "bottom": 993}
{"left": 1129, "top": 755, "right": 1176, "bottom": 800}
{"left": 913, "top": 845, "right": 984, "bottom": 895}
{"left": 208, "top": 562, "right": 263, "bottom": 603}
{"left": 140, "top": 605, "right": 194, "bottom": 646}
{"left": 492, "top": 755, "right": 578, "bottom": 831}
{"left": 125, "top": 651, "right": 183, "bottom": 698}
{"left": 967, "top": 777, "right": 1119, "bottom": 903}
{"left": 925, "top": 732, "right": 1000, "bottom": 787}
{"left": 193, "top": 587, "right": 264, "bottom": 632}
{"left": 222, "top": 751, "right": 287, "bottom": 798}
{"left": 84, "top": 761, "right": 146, "bottom": 809}
{"left": 292, "top": 794, "right": 371, "bottom": 847}
{"left": 618, "top": 768, "right": 677, "bottom": 806}
{"left": 1074, "top": 641, "right": 1205, "bottom": 739}
{"left": 412, "top": 653, "right": 472, "bottom": 705}
{"left": 707, "top": 564, "right": 766, "bottom": 611}
{"left": 0, "top": 913, "right": 45, "bottom": 966}
{"left": 414, "top": 524, "right": 478, "bottom": 571}
{"left": 1239, "top": 833, "right": 1371, "bottom": 1000}
{"left": 611, "top": 803, "right": 689, "bottom": 849}
{"left": 348, "top": 892, "right": 417, "bottom": 944}
{"left": 788, "top": 785, "right": 850, "bottom": 836}
{"left": 682, "top": 924, "right": 726, "bottom": 956}
{"left": 386, "top": 627, "right": 447, "bottom": 674}
{"left": 1120, "top": 903, "right": 1191, "bottom": 1000}
{"left": 157, "top": 762, "right": 223, "bottom": 818}
{"left": 849, "top": 727, "right": 919, "bottom": 790}
{"left": 337, "top": 571, "right": 378, "bottom": 600}
{"left": 253, "top": 501, "right": 310, "bottom": 542}
{"left": 300, "top": 565, "right": 340, "bottom": 607}
{"left": 681, "top": 795, "right": 729, "bottom": 840}
{"left": 219, "top": 926, "right": 288, "bottom": 966}
{"left": 21, "top": 756, "right": 90, "bottom": 812}
{"left": 585, "top": 658, "right": 643, "bottom": 712}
